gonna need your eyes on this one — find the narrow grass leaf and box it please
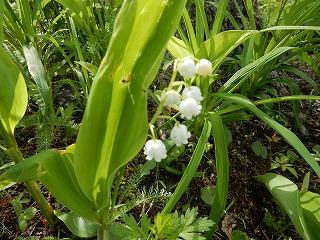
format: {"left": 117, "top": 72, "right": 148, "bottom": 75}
{"left": 162, "top": 120, "right": 211, "bottom": 214}
{"left": 206, "top": 113, "right": 229, "bottom": 238}
{"left": 210, "top": 0, "right": 229, "bottom": 36}
{"left": 182, "top": 8, "right": 198, "bottom": 53}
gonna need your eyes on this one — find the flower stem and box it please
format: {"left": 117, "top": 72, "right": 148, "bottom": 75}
{"left": 149, "top": 69, "right": 178, "bottom": 126}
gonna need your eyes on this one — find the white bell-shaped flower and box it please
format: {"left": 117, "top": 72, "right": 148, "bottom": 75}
{"left": 162, "top": 90, "right": 181, "bottom": 108}
{"left": 144, "top": 139, "right": 167, "bottom": 162}
{"left": 170, "top": 124, "right": 191, "bottom": 146}
{"left": 182, "top": 86, "right": 203, "bottom": 104}
{"left": 179, "top": 98, "right": 202, "bottom": 119}
{"left": 196, "top": 59, "right": 212, "bottom": 76}
{"left": 177, "top": 58, "right": 196, "bottom": 79}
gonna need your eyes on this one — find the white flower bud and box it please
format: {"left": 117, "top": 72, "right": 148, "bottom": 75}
{"left": 196, "top": 59, "right": 212, "bottom": 76}
{"left": 144, "top": 139, "right": 167, "bottom": 162}
{"left": 182, "top": 86, "right": 203, "bottom": 104}
{"left": 162, "top": 90, "right": 181, "bottom": 108}
{"left": 177, "top": 59, "right": 196, "bottom": 79}
{"left": 179, "top": 98, "right": 202, "bottom": 119}
{"left": 170, "top": 124, "right": 191, "bottom": 146}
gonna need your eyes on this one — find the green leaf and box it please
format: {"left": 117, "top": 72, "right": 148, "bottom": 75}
{"left": 206, "top": 113, "right": 229, "bottom": 238}
{"left": 0, "top": 0, "right": 3, "bottom": 44}
{"left": 167, "top": 36, "right": 193, "bottom": 59}
{"left": 300, "top": 191, "right": 320, "bottom": 240}
{"left": 54, "top": 211, "right": 98, "bottom": 238}
{"left": 18, "top": 216, "right": 28, "bottom": 232}
{"left": 75, "top": 61, "right": 99, "bottom": 75}
{"left": 251, "top": 140, "right": 268, "bottom": 159}
{"left": 196, "top": 30, "right": 256, "bottom": 67}
{"left": 154, "top": 212, "right": 174, "bottom": 236}
{"left": 1, "top": 149, "right": 97, "bottom": 223}
{"left": 0, "top": 48, "right": 28, "bottom": 135}
{"left": 10, "top": 198, "right": 23, "bottom": 216}
{"left": 0, "top": 180, "right": 16, "bottom": 191}
{"left": 23, "top": 207, "right": 37, "bottom": 221}
{"left": 256, "top": 173, "right": 312, "bottom": 240}
{"left": 173, "top": 208, "right": 213, "bottom": 240}
{"left": 74, "top": 0, "right": 187, "bottom": 209}
{"left": 301, "top": 172, "right": 310, "bottom": 192}
{"left": 22, "top": 43, "right": 50, "bottom": 107}
{"left": 106, "top": 220, "right": 145, "bottom": 240}
{"left": 200, "top": 186, "right": 216, "bottom": 205}
{"left": 230, "top": 230, "right": 249, "bottom": 240}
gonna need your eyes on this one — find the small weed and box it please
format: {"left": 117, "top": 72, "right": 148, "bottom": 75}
{"left": 10, "top": 193, "right": 37, "bottom": 232}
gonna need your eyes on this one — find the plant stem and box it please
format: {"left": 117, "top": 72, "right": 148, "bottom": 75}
{"left": 97, "top": 224, "right": 109, "bottom": 240}
{"left": 108, "top": 164, "right": 127, "bottom": 222}
{"left": 0, "top": 123, "right": 55, "bottom": 229}
{"left": 149, "top": 69, "right": 178, "bottom": 126}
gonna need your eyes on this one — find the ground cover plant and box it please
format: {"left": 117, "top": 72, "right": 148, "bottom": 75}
{"left": 0, "top": 0, "right": 320, "bottom": 239}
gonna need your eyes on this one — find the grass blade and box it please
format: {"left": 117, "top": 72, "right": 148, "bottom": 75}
{"left": 206, "top": 113, "right": 229, "bottom": 238}
{"left": 162, "top": 119, "right": 212, "bottom": 214}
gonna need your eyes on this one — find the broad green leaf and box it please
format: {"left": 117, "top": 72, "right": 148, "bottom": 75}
{"left": 154, "top": 212, "right": 174, "bottom": 235}
{"left": 54, "top": 211, "right": 98, "bottom": 238}
{"left": 162, "top": 119, "right": 211, "bottom": 214}
{"left": 22, "top": 43, "right": 49, "bottom": 107}
{"left": 257, "top": 173, "right": 311, "bottom": 240}
{"left": 206, "top": 113, "right": 229, "bottom": 238}
{"left": 200, "top": 186, "right": 216, "bottom": 205}
{"left": 0, "top": 0, "right": 3, "bottom": 44}
{"left": 251, "top": 140, "right": 268, "bottom": 159}
{"left": 18, "top": 216, "right": 28, "bottom": 232}
{"left": 0, "top": 180, "right": 16, "bottom": 191}
{"left": 0, "top": 48, "right": 28, "bottom": 135}
{"left": 215, "top": 94, "right": 320, "bottom": 176}
{"left": 300, "top": 191, "right": 320, "bottom": 239}
{"left": 74, "top": 0, "right": 187, "bottom": 209}
{"left": 0, "top": 149, "right": 97, "bottom": 223}
{"left": 23, "top": 207, "right": 37, "bottom": 221}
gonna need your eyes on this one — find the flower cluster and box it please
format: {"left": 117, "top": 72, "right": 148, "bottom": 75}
{"left": 144, "top": 57, "right": 212, "bottom": 162}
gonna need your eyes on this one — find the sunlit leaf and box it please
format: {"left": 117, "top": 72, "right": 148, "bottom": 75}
{"left": 0, "top": 48, "right": 28, "bottom": 135}
{"left": 55, "top": 211, "right": 98, "bottom": 238}
{"left": 256, "top": 173, "right": 312, "bottom": 240}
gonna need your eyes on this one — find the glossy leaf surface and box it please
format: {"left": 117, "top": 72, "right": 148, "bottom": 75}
{"left": 0, "top": 48, "right": 28, "bottom": 135}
